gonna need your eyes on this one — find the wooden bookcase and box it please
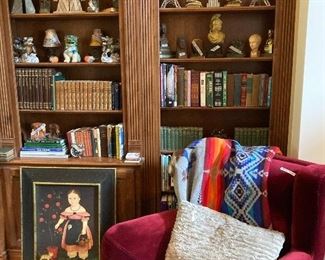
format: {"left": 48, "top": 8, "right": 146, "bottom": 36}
{"left": 0, "top": 0, "right": 296, "bottom": 258}
{"left": 158, "top": 0, "right": 296, "bottom": 207}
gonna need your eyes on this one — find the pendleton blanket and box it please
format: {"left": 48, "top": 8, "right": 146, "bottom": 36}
{"left": 173, "top": 137, "right": 277, "bottom": 228}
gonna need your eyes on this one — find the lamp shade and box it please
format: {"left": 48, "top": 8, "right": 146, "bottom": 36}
{"left": 43, "top": 29, "right": 61, "bottom": 48}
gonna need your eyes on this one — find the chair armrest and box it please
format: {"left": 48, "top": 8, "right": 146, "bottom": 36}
{"left": 101, "top": 210, "right": 177, "bottom": 260}
{"left": 279, "top": 251, "right": 312, "bottom": 260}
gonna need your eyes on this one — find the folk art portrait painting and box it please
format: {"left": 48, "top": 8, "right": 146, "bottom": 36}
{"left": 21, "top": 167, "right": 116, "bottom": 260}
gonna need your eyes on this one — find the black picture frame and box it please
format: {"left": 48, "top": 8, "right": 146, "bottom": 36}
{"left": 21, "top": 167, "right": 116, "bottom": 260}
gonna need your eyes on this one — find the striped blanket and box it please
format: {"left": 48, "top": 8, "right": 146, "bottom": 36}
{"left": 173, "top": 137, "right": 278, "bottom": 228}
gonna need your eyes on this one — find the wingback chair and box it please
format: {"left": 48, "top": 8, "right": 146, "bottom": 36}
{"left": 101, "top": 155, "right": 325, "bottom": 260}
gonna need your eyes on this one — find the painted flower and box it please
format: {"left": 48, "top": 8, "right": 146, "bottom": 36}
{"left": 39, "top": 217, "right": 45, "bottom": 223}
{"left": 44, "top": 203, "right": 50, "bottom": 209}
{"left": 47, "top": 193, "right": 53, "bottom": 199}
{"left": 55, "top": 201, "right": 61, "bottom": 207}
{"left": 51, "top": 214, "right": 57, "bottom": 219}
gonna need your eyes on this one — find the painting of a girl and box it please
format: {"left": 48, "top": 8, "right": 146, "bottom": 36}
{"left": 54, "top": 189, "right": 93, "bottom": 259}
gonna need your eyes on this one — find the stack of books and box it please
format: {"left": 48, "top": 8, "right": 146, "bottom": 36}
{"left": 20, "top": 138, "right": 68, "bottom": 159}
{"left": 0, "top": 147, "right": 15, "bottom": 162}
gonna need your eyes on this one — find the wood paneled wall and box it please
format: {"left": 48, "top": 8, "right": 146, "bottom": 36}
{"left": 269, "top": 0, "right": 296, "bottom": 154}
{"left": 0, "top": 1, "right": 21, "bottom": 152}
{"left": 121, "top": 0, "right": 161, "bottom": 213}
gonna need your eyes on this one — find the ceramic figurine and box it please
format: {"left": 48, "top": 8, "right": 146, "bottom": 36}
{"left": 249, "top": 33, "right": 262, "bottom": 57}
{"left": 21, "top": 37, "right": 39, "bottom": 63}
{"left": 87, "top": 0, "right": 99, "bottom": 12}
{"left": 207, "top": 14, "right": 225, "bottom": 57}
{"left": 13, "top": 37, "right": 24, "bottom": 63}
{"left": 63, "top": 35, "right": 81, "bottom": 63}
{"left": 101, "top": 36, "right": 114, "bottom": 63}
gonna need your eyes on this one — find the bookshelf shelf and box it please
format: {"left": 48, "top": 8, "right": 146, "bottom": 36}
{"left": 160, "top": 57, "right": 273, "bottom": 63}
{"left": 15, "top": 62, "right": 120, "bottom": 68}
{"left": 161, "top": 107, "right": 270, "bottom": 111}
{"left": 19, "top": 109, "right": 123, "bottom": 113}
{"left": 10, "top": 12, "right": 119, "bottom": 19}
{"left": 159, "top": 6, "right": 275, "bottom": 14}
{"left": 5, "top": 156, "right": 142, "bottom": 167}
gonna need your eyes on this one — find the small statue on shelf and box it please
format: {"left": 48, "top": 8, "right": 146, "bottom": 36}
{"left": 224, "top": 0, "right": 242, "bottom": 7}
{"left": 47, "top": 123, "right": 61, "bottom": 139}
{"left": 207, "top": 14, "right": 225, "bottom": 57}
{"left": 101, "top": 36, "right": 114, "bottom": 63}
{"left": 176, "top": 37, "right": 188, "bottom": 58}
{"left": 185, "top": 0, "right": 203, "bottom": 8}
{"left": 63, "top": 34, "right": 81, "bottom": 63}
{"left": 13, "top": 37, "right": 24, "bottom": 63}
{"left": 21, "top": 37, "right": 39, "bottom": 63}
{"left": 249, "top": 33, "right": 262, "bottom": 57}
{"left": 53, "top": 0, "right": 84, "bottom": 13}
{"left": 160, "top": 23, "right": 173, "bottom": 58}
{"left": 87, "top": 0, "right": 99, "bottom": 12}
{"left": 263, "top": 29, "right": 273, "bottom": 56}
{"left": 30, "top": 122, "right": 46, "bottom": 141}
{"left": 161, "top": 0, "right": 181, "bottom": 8}
{"left": 227, "top": 39, "right": 245, "bottom": 57}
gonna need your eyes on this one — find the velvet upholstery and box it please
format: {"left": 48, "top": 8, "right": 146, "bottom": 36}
{"left": 102, "top": 156, "right": 325, "bottom": 260}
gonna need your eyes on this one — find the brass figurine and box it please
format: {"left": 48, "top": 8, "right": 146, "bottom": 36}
{"left": 185, "top": 0, "right": 203, "bottom": 8}
{"left": 207, "top": 14, "right": 225, "bottom": 57}
{"left": 263, "top": 29, "right": 273, "bottom": 56}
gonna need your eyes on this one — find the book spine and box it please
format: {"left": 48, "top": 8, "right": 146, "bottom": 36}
{"left": 213, "top": 71, "right": 223, "bottom": 107}
{"left": 191, "top": 70, "right": 200, "bottom": 107}
{"left": 200, "top": 71, "right": 206, "bottom": 107}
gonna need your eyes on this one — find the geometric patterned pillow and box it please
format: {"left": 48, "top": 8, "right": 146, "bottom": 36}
{"left": 221, "top": 140, "right": 276, "bottom": 228}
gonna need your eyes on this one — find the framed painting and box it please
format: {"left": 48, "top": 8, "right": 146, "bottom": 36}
{"left": 21, "top": 167, "right": 116, "bottom": 260}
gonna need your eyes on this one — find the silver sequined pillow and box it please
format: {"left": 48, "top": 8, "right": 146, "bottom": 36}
{"left": 165, "top": 201, "right": 285, "bottom": 260}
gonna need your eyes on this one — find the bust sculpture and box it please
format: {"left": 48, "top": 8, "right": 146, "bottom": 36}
{"left": 249, "top": 33, "right": 262, "bottom": 57}
{"left": 207, "top": 14, "right": 225, "bottom": 57}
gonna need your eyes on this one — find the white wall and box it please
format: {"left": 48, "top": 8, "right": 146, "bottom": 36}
{"left": 288, "top": 0, "right": 325, "bottom": 164}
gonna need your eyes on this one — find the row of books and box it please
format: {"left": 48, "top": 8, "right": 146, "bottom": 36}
{"left": 160, "top": 126, "right": 203, "bottom": 152}
{"left": 160, "top": 64, "right": 272, "bottom": 108}
{"left": 66, "top": 123, "right": 124, "bottom": 159}
{"left": 234, "top": 127, "right": 269, "bottom": 146}
{"left": 160, "top": 193, "right": 177, "bottom": 211}
{"left": 20, "top": 138, "right": 68, "bottom": 158}
{"left": 15, "top": 68, "right": 122, "bottom": 111}
{"left": 55, "top": 80, "right": 121, "bottom": 111}
{"left": 161, "top": 154, "right": 174, "bottom": 192}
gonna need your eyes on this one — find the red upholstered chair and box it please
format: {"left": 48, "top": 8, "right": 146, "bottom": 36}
{"left": 101, "top": 155, "right": 325, "bottom": 260}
